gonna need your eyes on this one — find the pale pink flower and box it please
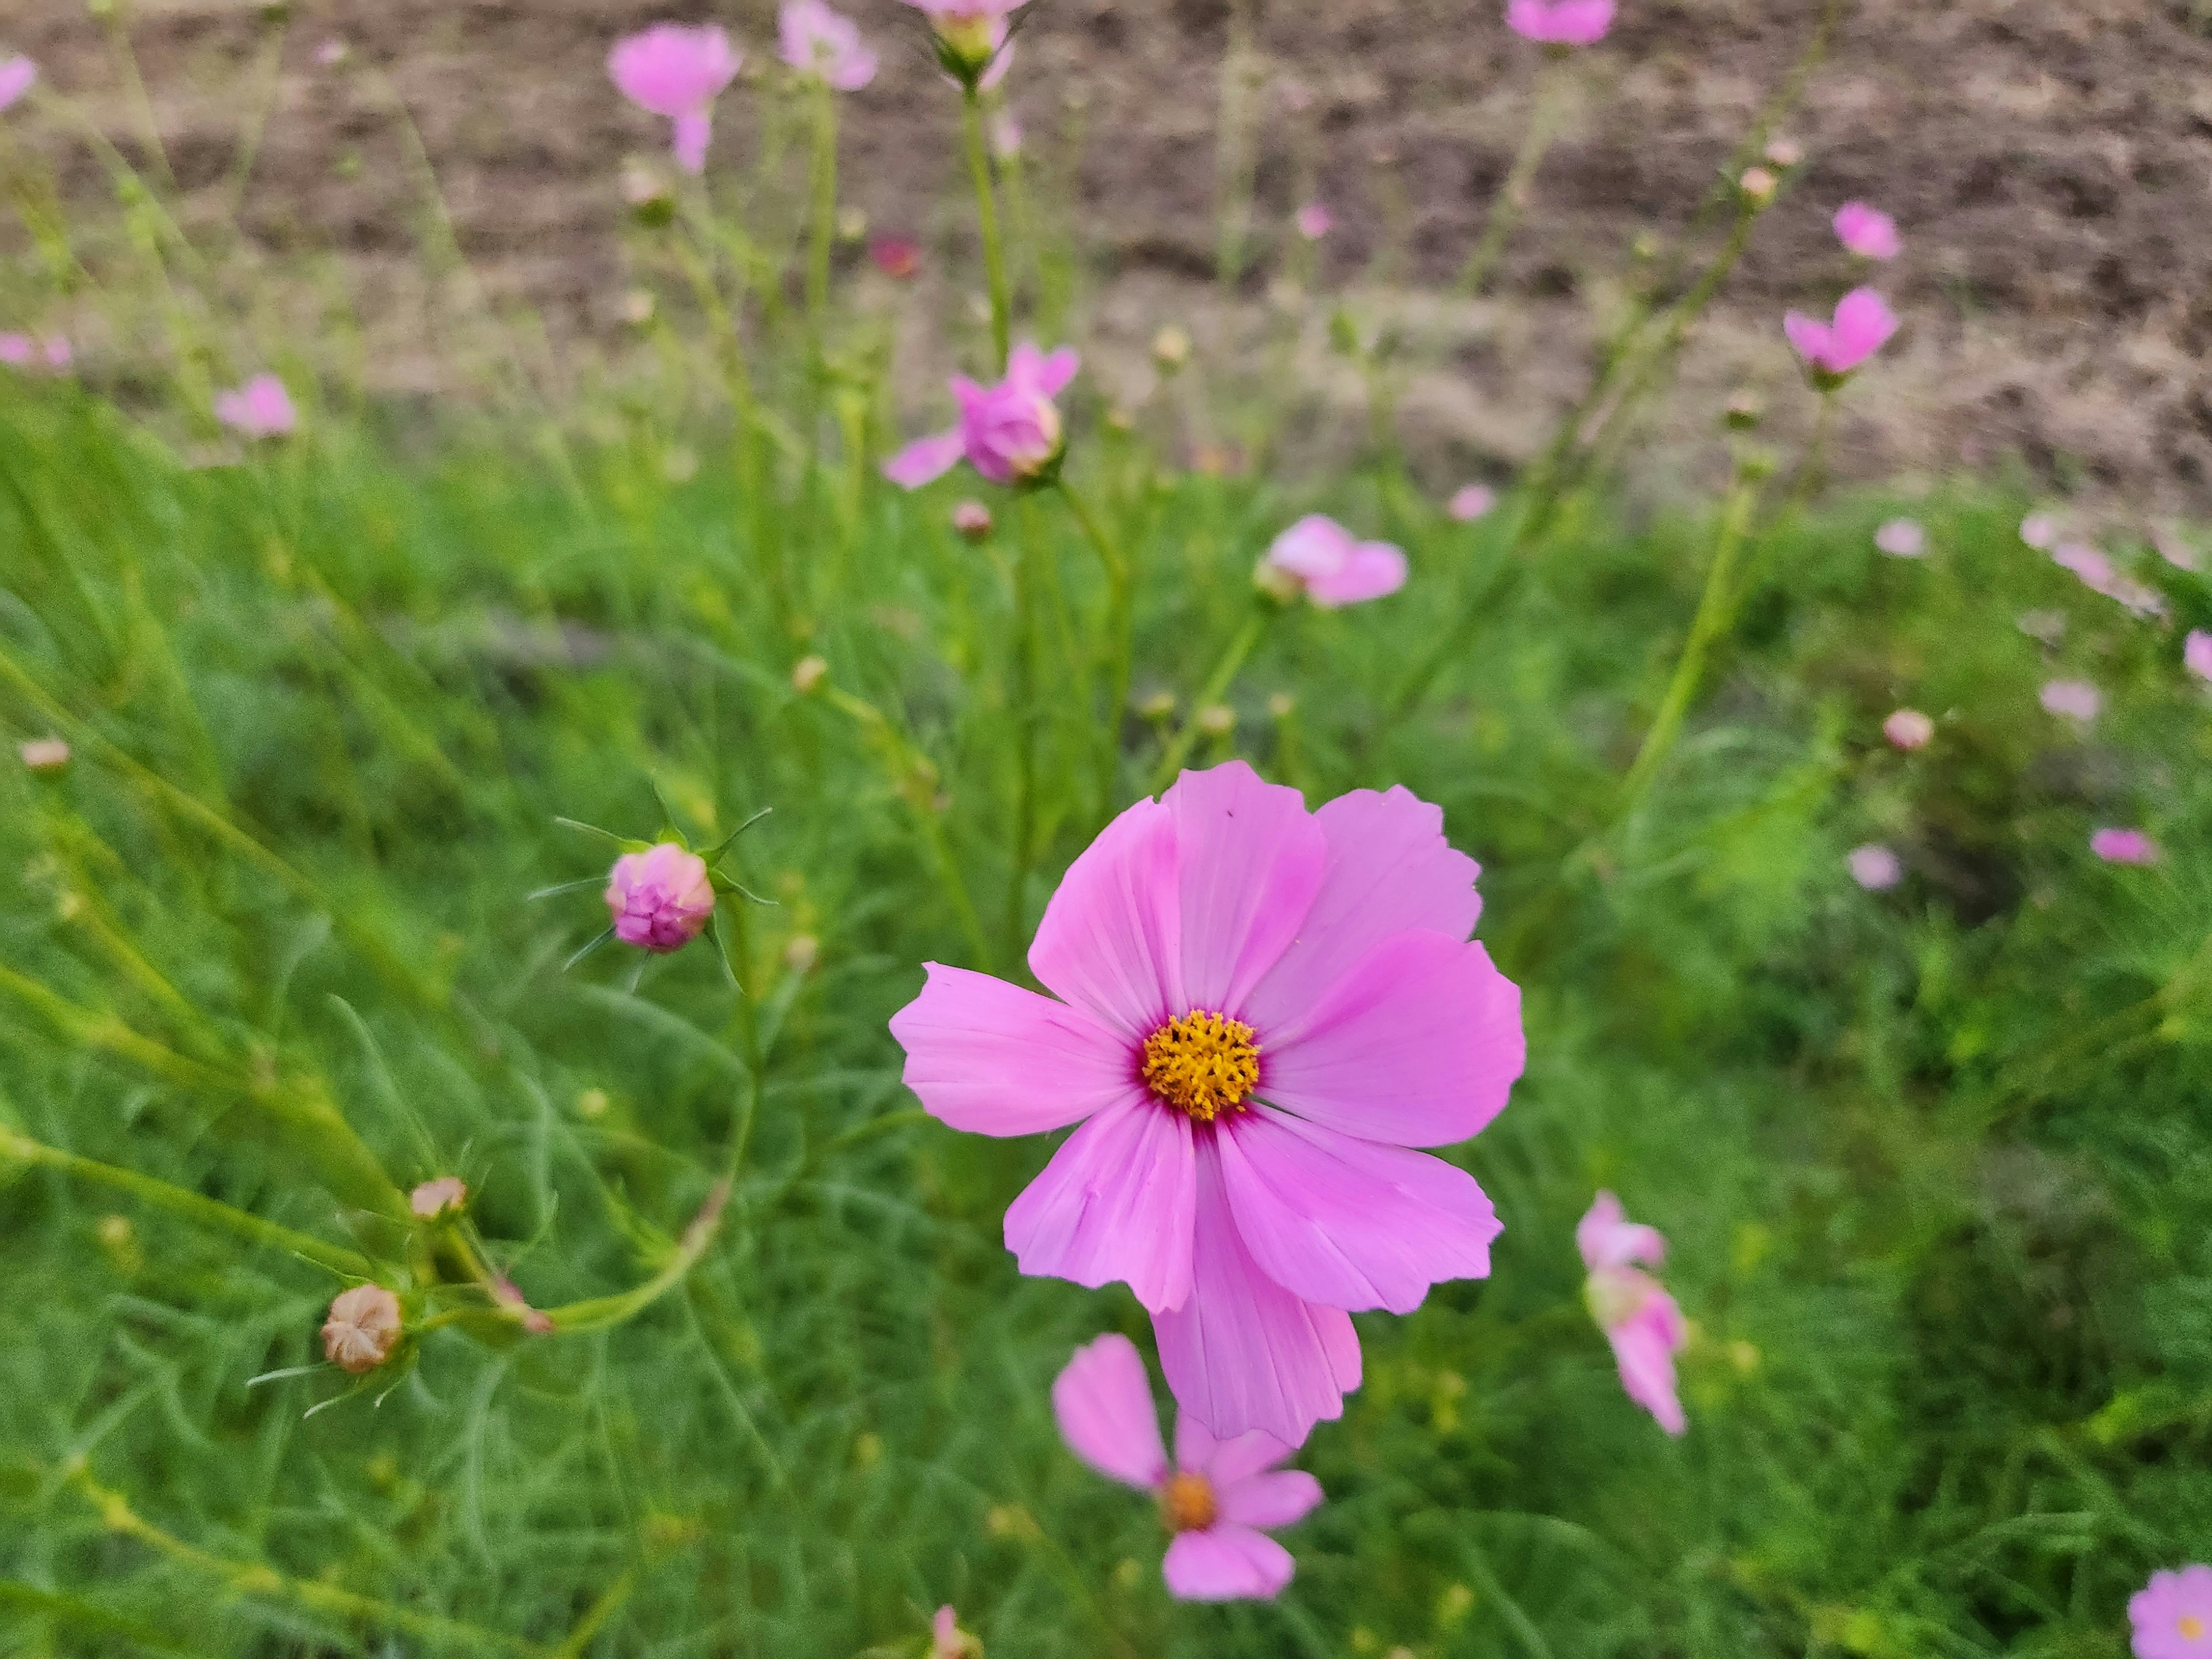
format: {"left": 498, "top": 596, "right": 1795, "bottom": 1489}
{"left": 321, "top": 1284, "right": 403, "bottom": 1374}
{"left": 0, "top": 56, "right": 36, "bottom": 113}
{"left": 1784, "top": 287, "right": 1898, "bottom": 380}
{"left": 2130, "top": 1565, "right": 2212, "bottom": 1659}
{"left": 2039, "top": 679, "right": 2101, "bottom": 722}
{"left": 2092, "top": 828, "right": 2160, "bottom": 866}
{"left": 1449, "top": 484, "right": 1496, "bottom": 523}
{"left": 1849, "top": 844, "right": 1902, "bottom": 891}
{"left": 2018, "top": 513, "right": 2059, "bottom": 551}
{"left": 779, "top": 0, "right": 877, "bottom": 89}
{"left": 214, "top": 373, "right": 297, "bottom": 438}
{"left": 2186, "top": 630, "right": 2212, "bottom": 683}
{"left": 1054, "top": 1334, "right": 1324, "bottom": 1600}
{"left": 1505, "top": 0, "right": 1615, "bottom": 46}
{"left": 1874, "top": 517, "right": 1925, "bottom": 558}
{"left": 1832, "top": 202, "right": 1901, "bottom": 260}
{"left": 1294, "top": 202, "right": 1333, "bottom": 241}
{"left": 891, "top": 763, "right": 1523, "bottom": 1444}
{"left": 605, "top": 842, "right": 715, "bottom": 951}
{"left": 1257, "top": 516, "right": 1407, "bottom": 609}
{"left": 18, "top": 737, "right": 69, "bottom": 773}
{"left": 1883, "top": 709, "right": 1934, "bottom": 750}
{"left": 884, "top": 342, "right": 1078, "bottom": 489}
{"left": 410, "top": 1176, "right": 468, "bottom": 1218}
{"left": 1577, "top": 1193, "right": 1686, "bottom": 1434}
{"left": 608, "top": 25, "right": 741, "bottom": 175}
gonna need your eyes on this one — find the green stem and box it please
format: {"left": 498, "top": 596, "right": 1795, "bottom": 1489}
{"left": 1455, "top": 56, "right": 1572, "bottom": 297}
{"left": 546, "top": 1176, "right": 734, "bottom": 1335}
{"left": 960, "top": 86, "right": 1012, "bottom": 373}
{"left": 805, "top": 81, "right": 839, "bottom": 354}
{"left": 1056, "top": 481, "right": 1138, "bottom": 817}
{"left": 1150, "top": 610, "right": 1268, "bottom": 791}
{"left": 1003, "top": 503, "right": 1043, "bottom": 965}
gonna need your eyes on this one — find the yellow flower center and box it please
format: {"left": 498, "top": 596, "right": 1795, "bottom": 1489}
{"left": 2183, "top": 1616, "right": 2206, "bottom": 1641}
{"left": 1159, "top": 1470, "right": 1218, "bottom": 1533}
{"left": 1141, "top": 1010, "right": 1260, "bottom": 1122}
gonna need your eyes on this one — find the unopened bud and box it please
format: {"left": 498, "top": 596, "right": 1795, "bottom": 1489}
{"left": 1196, "top": 703, "right": 1236, "bottom": 737}
{"left": 322, "top": 1284, "right": 403, "bottom": 1374}
{"left": 791, "top": 655, "right": 830, "bottom": 694}
{"left": 575, "top": 1088, "right": 611, "bottom": 1119}
{"left": 1152, "top": 324, "right": 1192, "bottom": 373}
{"left": 1137, "top": 689, "right": 1176, "bottom": 721}
{"left": 951, "top": 500, "right": 993, "bottom": 542}
{"left": 410, "top": 1176, "right": 467, "bottom": 1219}
{"left": 619, "top": 289, "right": 656, "bottom": 327}
{"left": 1738, "top": 166, "right": 1777, "bottom": 205}
{"left": 1267, "top": 692, "right": 1296, "bottom": 719}
{"left": 19, "top": 737, "right": 70, "bottom": 774}
{"left": 1763, "top": 137, "right": 1803, "bottom": 169}
{"left": 836, "top": 207, "right": 867, "bottom": 243}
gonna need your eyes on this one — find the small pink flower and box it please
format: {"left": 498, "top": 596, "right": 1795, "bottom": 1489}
{"left": 0, "top": 56, "right": 36, "bottom": 113}
{"left": 779, "top": 0, "right": 877, "bottom": 89}
{"left": 605, "top": 842, "right": 716, "bottom": 952}
{"left": 215, "top": 373, "right": 297, "bottom": 438}
{"left": 1784, "top": 287, "right": 1899, "bottom": 380}
{"left": 0, "top": 334, "right": 26, "bottom": 367}
{"left": 1832, "top": 202, "right": 1901, "bottom": 260}
{"left": 930, "top": 1606, "right": 976, "bottom": 1659}
{"left": 410, "top": 1177, "right": 468, "bottom": 1219}
{"left": 1449, "top": 484, "right": 1497, "bottom": 523}
{"left": 1577, "top": 1194, "right": 1686, "bottom": 1435}
{"left": 1883, "top": 709, "right": 1934, "bottom": 750}
{"left": 608, "top": 25, "right": 741, "bottom": 175}
{"left": 1259, "top": 516, "right": 1407, "bottom": 609}
{"left": 1505, "top": 0, "right": 1616, "bottom": 46}
{"left": 1294, "top": 202, "right": 1333, "bottom": 241}
{"left": 2039, "top": 679, "right": 2101, "bottom": 722}
{"left": 322, "top": 1284, "right": 403, "bottom": 1374}
{"left": 869, "top": 236, "right": 921, "bottom": 279}
{"left": 1874, "top": 517, "right": 1925, "bottom": 558}
{"left": 2130, "top": 1565, "right": 2212, "bottom": 1659}
{"left": 884, "top": 342, "right": 1078, "bottom": 490}
{"left": 1054, "top": 1334, "right": 1324, "bottom": 1601}
{"left": 2186, "top": 630, "right": 2212, "bottom": 684}
{"left": 891, "top": 763, "right": 1521, "bottom": 1445}
{"left": 2019, "top": 512, "right": 2059, "bottom": 551}
{"left": 18, "top": 737, "right": 69, "bottom": 773}
{"left": 2092, "top": 828, "right": 2160, "bottom": 866}
{"left": 1849, "top": 844, "right": 1902, "bottom": 891}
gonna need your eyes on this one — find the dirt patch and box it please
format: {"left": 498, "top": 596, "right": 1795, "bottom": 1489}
{"left": 9, "top": 0, "right": 2212, "bottom": 516}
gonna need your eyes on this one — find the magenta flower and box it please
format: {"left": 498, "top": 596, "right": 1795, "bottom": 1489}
{"left": 1294, "top": 202, "right": 1333, "bottom": 241}
{"left": 215, "top": 373, "right": 297, "bottom": 438}
{"left": 2040, "top": 680, "right": 2101, "bottom": 722}
{"left": 1832, "top": 202, "right": 1901, "bottom": 260}
{"left": 2092, "top": 828, "right": 2160, "bottom": 866}
{"left": 1874, "top": 517, "right": 1925, "bottom": 558}
{"left": 1054, "top": 1334, "right": 1324, "bottom": 1600}
{"left": 1784, "top": 287, "right": 1898, "bottom": 382}
{"left": 1849, "top": 844, "right": 1902, "bottom": 891}
{"left": 884, "top": 342, "right": 1078, "bottom": 490}
{"left": 1883, "top": 709, "right": 1933, "bottom": 750}
{"left": 1577, "top": 1193, "right": 1686, "bottom": 1434}
{"left": 1256, "top": 516, "right": 1407, "bottom": 609}
{"left": 1449, "top": 484, "right": 1497, "bottom": 523}
{"left": 891, "top": 763, "right": 1522, "bottom": 1444}
{"left": 779, "top": 0, "right": 876, "bottom": 90}
{"left": 608, "top": 25, "right": 741, "bottom": 175}
{"left": 605, "top": 842, "right": 715, "bottom": 951}
{"left": 0, "top": 56, "right": 36, "bottom": 113}
{"left": 1505, "top": 0, "right": 1615, "bottom": 46}
{"left": 2131, "top": 1566, "right": 2212, "bottom": 1659}
{"left": 2187, "top": 630, "right": 2212, "bottom": 684}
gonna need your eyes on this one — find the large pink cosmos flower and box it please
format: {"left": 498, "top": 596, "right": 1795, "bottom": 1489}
{"left": 1577, "top": 1192, "right": 1687, "bottom": 1435}
{"left": 215, "top": 373, "right": 297, "bottom": 438}
{"left": 1832, "top": 202, "right": 1902, "bottom": 260}
{"left": 779, "top": 0, "right": 877, "bottom": 90}
{"left": 608, "top": 25, "right": 741, "bottom": 175}
{"left": 1054, "top": 1334, "right": 1323, "bottom": 1601}
{"left": 605, "top": 842, "right": 715, "bottom": 950}
{"left": 884, "top": 342, "right": 1078, "bottom": 490}
{"left": 0, "top": 56, "right": 36, "bottom": 113}
{"left": 1257, "top": 516, "right": 1407, "bottom": 609}
{"left": 891, "top": 763, "right": 1524, "bottom": 1444}
{"left": 1784, "top": 287, "right": 1898, "bottom": 381}
{"left": 1506, "top": 0, "right": 1615, "bottom": 45}
{"left": 2131, "top": 1566, "right": 2212, "bottom": 1659}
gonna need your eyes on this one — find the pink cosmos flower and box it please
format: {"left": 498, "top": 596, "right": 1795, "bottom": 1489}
{"left": 608, "top": 25, "right": 741, "bottom": 175}
{"left": 2092, "top": 828, "right": 2160, "bottom": 866}
{"left": 2187, "top": 630, "right": 2212, "bottom": 683}
{"left": 605, "top": 842, "right": 715, "bottom": 951}
{"left": 0, "top": 56, "right": 36, "bottom": 113}
{"left": 779, "top": 0, "right": 877, "bottom": 89}
{"left": 1883, "top": 709, "right": 1933, "bottom": 750}
{"left": 891, "top": 763, "right": 1523, "bottom": 1444}
{"left": 1784, "top": 287, "right": 1898, "bottom": 380}
{"left": 1449, "top": 484, "right": 1497, "bottom": 523}
{"left": 1505, "top": 0, "right": 1615, "bottom": 46}
{"left": 215, "top": 373, "right": 297, "bottom": 438}
{"left": 2019, "top": 512, "right": 2059, "bottom": 551}
{"left": 1874, "top": 517, "right": 1925, "bottom": 558}
{"left": 884, "top": 342, "right": 1078, "bottom": 489}
{"left": 1848, "top": 844, "right": 1902, "bottom": 891}
{"left": 1577, "top": 1192, "right": 1686, "bottom": 1435}
{"left": 1257, "top": 516, "right": 1407, "bottom": 609}
{"left": 2131, "top": 1566, "right": 2212, "bottom": 1659}
{"left": 1832, "top": 202, "right": 1901, "bottom": 260}
{"left": 2040, "top": 679, "right": 2101, "bottom": 722}
{"left": 1054, "top": 1334, "right": 1324, "bottom": 1600}
{"left": 1294, "top": 202, "right": 1333, "bottom": 241}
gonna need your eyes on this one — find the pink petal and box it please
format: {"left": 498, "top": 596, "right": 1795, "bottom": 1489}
{"left": 1161, "top": 1525, "right": 1296, "bottom": 1601}
{"left": 884, "top": 429, "right": 967, "bottom": 488}
{"left": 1782, "top": 311, "right": 1828, "bottom": 366}
{"left": 1829, "top": 287, "right": 1899, "bottom": 366}
{"left": 1575, "top": 1190, "right": 1665, "bottom": 1272}
{"left": 1215, "top": 1109, "right": 1499, "bottom": 1313}
{"left": 1172, "top": 1414, "right": 1293, "bottom": 1488}
{"left": 1609, "top": 1293, "right": 1687, "bottom": 1435}
{"left": 1052, "top": 1333, "right": 1169, "bottom": 1489}
{"left": 1035, "top": 346, "right": 1081, "bottom": 398}
{"left": 1305, "top": 541, "right": 1407, "bottom": 608}
{"left": 1152, "top": 1137, "right": 1361, "bottom": 1445}
{"left": 1027, "top": 797, "right": 1183, "bottom": 1039}
{"left": 1004, "top": 1094, "right": 1197, "bottom": 1313}
{"left": 1264, "top": 516, "right": 1357, "bottom": 582}
{"left": 1162, "top": 762, "right": 1325, "bottom": 1016}
{"left": 1214, "top": 1468, "right": 1323, "bottom": 1529}
{"left": 1261, "top": 930, "right": 1524, "bottom": 1149}
{"left": 888, "top": 964, "right": 1134, "bottom": 1136}
{"left": 1240, "top": 786, "right": 1481, "bottom": 1035}
{"left": 671, "top": 109, "right": 713, "bottom": 174}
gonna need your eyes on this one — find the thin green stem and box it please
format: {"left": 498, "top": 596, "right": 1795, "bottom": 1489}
{"left": 1056, "top": 481, "right": 1138, "bottom": 816}
{"left": 960, "top": 86, "right": 1012, "bottom": 373}
{"left": 805, "top": 82, "right": 839, "bottom": 354}
{"left": 1455, "top": 56, "right": 1573, "bottom": 297}
{"left": 1003, "top": 502, "right": 1044, "bottom": 965}
{"left": 1150, "top": 609, "right": 1268, "bottom": 792}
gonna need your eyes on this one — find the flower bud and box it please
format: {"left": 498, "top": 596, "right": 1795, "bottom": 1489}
{"left": 1737, "top": 166, "right": 1777, "bottom": 206}
{"left": 791, "top": 654, "right": 830, "bottom": 693}
{"left": 1723, "top": 390, "right": 1763, "bottom": 430}
{"left": 1762, "top": 136, "right": 1802, "bottom": 168}
{"left": 19, "top": 736, "right": 69, "bottom": 773}
{"left": 410, "top": 1176, "right": 468, "bottom": 1219}
{"left": 1137, "top": 689, "right": 1176, "bottom": 722}
{"left": 323, "top": 1284, "right": 403, "bottom": 1374}
{"left": 605, "top": 843, "right": 715, "bottom": 952}
{"left": 1152, "top": 324, "right": 1191, "bottom": 373}
{"left": 782, "top": 933, "right": 820, "bottom": 975}
{"left": 1196, "top": 703, "right": 1236, "bottom": 737}
{"left": 950, "top": 500, "right": 993, "bottom": 542}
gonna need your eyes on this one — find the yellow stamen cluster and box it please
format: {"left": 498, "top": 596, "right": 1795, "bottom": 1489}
{"left": 1141, "top": 1010, "right": 1260, "bottom": 1122}
{"left": 1158, "top": 1470, "right": 1218, "bottom": 1533}
{"left": 2182, "top": 1616, "right": 2207, "bottom": 1642}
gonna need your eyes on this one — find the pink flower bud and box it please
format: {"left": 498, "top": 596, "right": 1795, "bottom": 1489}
{"left": 951, "top": 499, "right": 994, "bottom": 541}
{"left": 870, "top": 236, "right": 921, "bottom": 279}
{"left": 2091, "top": 828, "right": 2159, "bottom": 866}
{"left": 605, "top": 843, "right": 715, "bottom": 952}
{"left": 1294, "top": 202, "right": 1334, "bottom": 240}
{"left": 2018, "top": 512, "right": 2058, "bottom": 550}
{"left": 215, "top": 373, "right": 297, "bottom": 438}
{"left": 1874, "top": 517, "right": 1925, "bottom": 558}
{"left": 1832, "top": 202, "right": 1902, "bottom": 260}
{"left": 322, "top": 1284, "right": 403, "bottom": 1374}
{"left": 1449, "top": 484, "right": 1496, "bottom": 522}
{"left": 410, "top": 1176, "right": 468, "bottom": 1219}
{"left": 0, "top": 56, "right": 37, "bottom": 113}
{"left": 18, "top": 736, "right": 69, "bottom": 773}
{"left": 1883, "top": 709, "right": 1934, "bottom": 749}
{"left": 1848, "top": 844, "right": 1902, "bottom": 891}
